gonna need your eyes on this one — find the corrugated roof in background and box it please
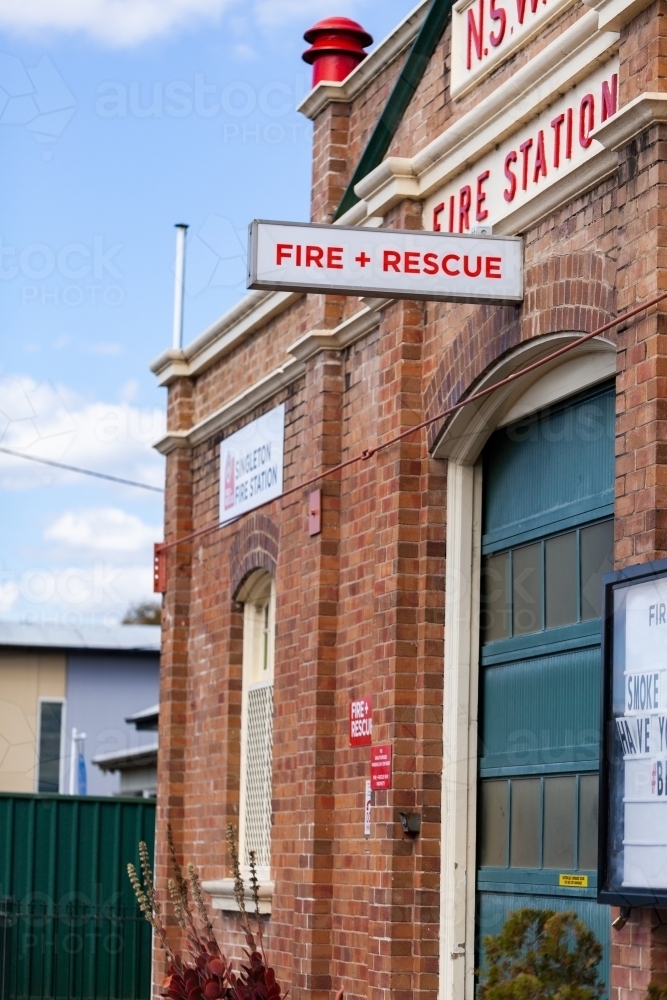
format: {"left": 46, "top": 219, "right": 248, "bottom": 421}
{"left": 0, "top": 622, "right": 161, "bottom": 653}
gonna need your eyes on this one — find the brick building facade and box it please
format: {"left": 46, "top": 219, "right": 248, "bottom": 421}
{"left": 152, "top": 1, "right": 667, "bottom": 998}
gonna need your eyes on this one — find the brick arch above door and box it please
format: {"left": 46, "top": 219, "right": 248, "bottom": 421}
{"left": 424, "top": 253, "right": 616, "bottom": 452}
{"left": 230, "top": 514, "right": 280, "bottom": 601}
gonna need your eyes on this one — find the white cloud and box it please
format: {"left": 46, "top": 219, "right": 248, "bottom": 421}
{"left": 44, "top": 507, "right": 159, "bottom": 555}
{"left": 0, "top": 0, "right": 235, "bottom": 47}
{"left": 0, "top": 0, "right": 374, "bottom": 45}
{"left": 0, "top": 560, "right": 156, "bottom": 619}
{"left": 233, "top": 43, "right": 258, "bottom": 61}
{"left": 0, "top": 373, "right": 165, "bottom": 491}
{"left": 0, "top": 508, "right": 161, "bottom": 620}
{"left": 0, "top": 376, "right": 165, "bottom": 622}
{"left": 86, "top": 342, "right": 124, "bottom": 357}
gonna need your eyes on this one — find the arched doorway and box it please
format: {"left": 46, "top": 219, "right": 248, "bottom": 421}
{"left": 434, "top": 334, "right": 616, "bottom": 1000}
{"left": 476, "top": 381, "right": 614, "bottom": 978}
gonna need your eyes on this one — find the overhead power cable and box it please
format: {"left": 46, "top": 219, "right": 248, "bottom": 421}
{"left": 0, "top": 446, "right": 164, "bottom": 493}
{"left": 156, "top": 289, "right": 667, "bottom": 556}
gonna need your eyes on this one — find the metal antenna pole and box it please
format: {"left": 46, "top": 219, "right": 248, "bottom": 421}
{"left": 172, "top": 224, "right": 189, "bottom": 350}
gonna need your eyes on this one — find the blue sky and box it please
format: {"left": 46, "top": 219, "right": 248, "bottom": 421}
{"left": 0, "top": 0, "right": 415, "bottom": 625}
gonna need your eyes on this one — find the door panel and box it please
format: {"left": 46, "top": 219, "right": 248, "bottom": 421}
{"left": 480, "top": 649, "right": 601, "bottom": 773}
{"left": 477, "top": 383, "right": 614, "bottom": 989}
{"left": 477, "top": 893, "right": 611, "bottom": 991}
{"left": 482, "top": 387, "right": 615, "bottom": 548}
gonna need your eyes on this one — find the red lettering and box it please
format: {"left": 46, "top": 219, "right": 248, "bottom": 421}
{"left": 327, "top": 246, "right": 343, "bottom": 269}
{"left": 404, "top": 251, "right": 420, "bottom": 274}
{"left": 277, "top": 244, "right": 292, "bottom": 264}
{"left": 489, "top": 0, "right": 506, "bottom": 46}
{"left": 296, "top": 244, "right": 302, "bottom": 266}
{"left": 423, "top": 252, "right": 439, "bottom": 275}
{"left": 448, "top": 196, "right": 455, "bottom": 233}
{"left": 566, "top": 107, "right": 573, "bottom": 159}
{"left": 601, "top": 74, "right": 618, "bottom": 122}
{"left": 442, "top": 254, "right": 461, "bottom": 276}
{"left": 486, "top": 257, "right": 502, "bottom": 279}
{"left": 504, "top": 151, "right": 517, "bottom": 202}
{"left": 383, "top": 250, "right": 401, "bottom": 272}
{"left": 476, "top": 170, "right": 490, "bottom": 222}
{"left": 463, "top": 255, "right": 482, "bottom": 277}
{"left": 533, "top": 129, "right": 547, "bottom": 182}
{"left": 551, "top": 113, "right": 564, "bottom": 168}
{"left": 467, "top": 0, "right": 484, "bottom": 70}
{"left": 433, "top": 202, "right": 445, "bottom": 232}
{"left": 519, "top": 137, "right": 533, "bottom": 191}
{"left": 516, "top": 0, "right": 538, "bottom": 23}
{"left": 306, "top": 245, "right": 324, "bottom": 267}
{"left": 459, "top": 185, "right": 472, "bottom": 232}
{"left": 579, "top": 94, "right": 594, "bottom": 148}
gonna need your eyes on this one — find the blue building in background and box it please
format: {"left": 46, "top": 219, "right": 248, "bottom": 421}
{"left": 0, "top": 622, "right": 159, "bottom": 797}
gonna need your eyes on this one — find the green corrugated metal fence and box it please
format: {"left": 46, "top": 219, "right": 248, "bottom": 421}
{"left": 0, "top": 793, "right": 155, "bottom": 1000}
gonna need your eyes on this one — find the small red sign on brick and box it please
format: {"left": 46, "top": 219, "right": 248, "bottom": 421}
{"left": 371, "top": 743, "right": 392, "bottom": 790}
{"left": 349, "top": 697, "right": 372, "bottom": 747}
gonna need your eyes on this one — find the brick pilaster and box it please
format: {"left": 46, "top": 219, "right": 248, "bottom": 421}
{"left": 612, "top": 12, "right": 667, "bottom": 988}
{"left": 311, "top": 101, "right": 352, "bottom": 224}
{"left": 365, "top": 199, "right": 435, "bottom": 1000}
{"left": 154, "top": 378, "right": 195, "bottom": 988}
{"left": 614, "top": 123, "right": 667, "bottom": 566}
{"left": 275, "top": 351, "right": 343, "bottom": 1000}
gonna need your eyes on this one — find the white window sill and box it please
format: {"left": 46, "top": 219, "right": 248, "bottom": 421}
{"left": 201, "top": 878, "right": 274, "bottom": 915}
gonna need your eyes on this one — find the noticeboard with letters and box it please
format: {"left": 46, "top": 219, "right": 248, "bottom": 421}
{"left": 600, "top": 558, "right": 667, "bottom": 906}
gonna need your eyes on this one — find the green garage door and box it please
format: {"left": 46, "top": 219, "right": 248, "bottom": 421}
{"left": 477, "top": 382, "right": 615, "bottom": 985}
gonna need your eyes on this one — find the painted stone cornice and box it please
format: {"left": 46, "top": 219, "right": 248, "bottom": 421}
{"left": 593, "top": 92, "right": 667, "bottom": 151}
{"left": 150, "top": 290, "right": 302, "bottom": 387}
{"left": 338, "top": 11, "right": 618, "bottom": 227}
{"left": 287, "top": 297, "right": 390, "bottom": 362}
{"left": 153, "top": 302, "right": 388, "bottom": 453}
{"left": 583, "top": 0, "right": 654, "bottom": 30}
{"left": 297, "top": 0, "right": 430, "bottom": 121}
{"left": 154, "top": 431, "right": 190, "bottom": 456}
{"left": 154, "top": 359, "right": 304, "bottom": 455}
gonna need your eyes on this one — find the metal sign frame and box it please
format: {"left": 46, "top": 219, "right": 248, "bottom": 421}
{"left": 247, "top": 219, "right": 524, "bottom": 305}
{"left": 599, "top": 556, "right": 667, "bottom": 907}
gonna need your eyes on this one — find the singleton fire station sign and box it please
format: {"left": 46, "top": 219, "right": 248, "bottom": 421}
{"left": 220, "top": 404, "right": 285, "bottom": 524}
{"left": 600, "top": 559, "right": 667, "bottom": 907}
{"left": 248, "top": 220, "right": 523, "bottom": 305}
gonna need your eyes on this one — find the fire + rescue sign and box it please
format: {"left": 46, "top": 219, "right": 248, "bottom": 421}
{"left": 247, "top": 220, "right": 523, "bottom": 305}
{"left": 600, "top": 558, "right": 667, "bottom": 907}
{"left": 350, "top": 698, "right": 372, "bottom": 747}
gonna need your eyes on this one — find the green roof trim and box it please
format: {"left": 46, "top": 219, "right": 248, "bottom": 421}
{"left": 333, "top": 0, "right": 454, "bottom": 222}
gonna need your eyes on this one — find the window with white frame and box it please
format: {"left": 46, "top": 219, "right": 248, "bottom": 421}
{"left": 238, "top": 571, "right": 275, "bottom": 878}
{"left": 37, "top": 699, "right": 65, "bottom": 794}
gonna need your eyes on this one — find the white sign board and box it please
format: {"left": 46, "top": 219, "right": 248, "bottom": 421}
{"left": 365, "top": 780, "right": 372, "bottom": 837}
{"left": 248, "top": 220, "right": 523, "bottom": 305}
{"left": 618, "top": 579, "right": 667, "bottom": 888}
{"left": 220, "top": 404, "right": 285, "bottom": 524}
{"left": 450, "top": 0, "right": 577, "bottom": 98}
{"left": 425, "top": 61, "right": 619, "bottom": 235}
{"left": 601, "top": 564, "right": 667, "bottom": 907}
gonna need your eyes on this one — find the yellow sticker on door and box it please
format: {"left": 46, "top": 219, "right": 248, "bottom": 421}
{"left": 559, "top": 874, "right": 588, "bottom": 887}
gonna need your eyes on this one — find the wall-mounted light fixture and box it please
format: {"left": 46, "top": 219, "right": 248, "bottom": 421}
{"left": 399, "top": 812, "right": 421, "bottom": 837}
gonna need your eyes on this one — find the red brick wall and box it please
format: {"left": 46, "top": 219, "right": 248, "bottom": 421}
{"left": 154, "top": 2, "right": 667, "bottom": 998}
